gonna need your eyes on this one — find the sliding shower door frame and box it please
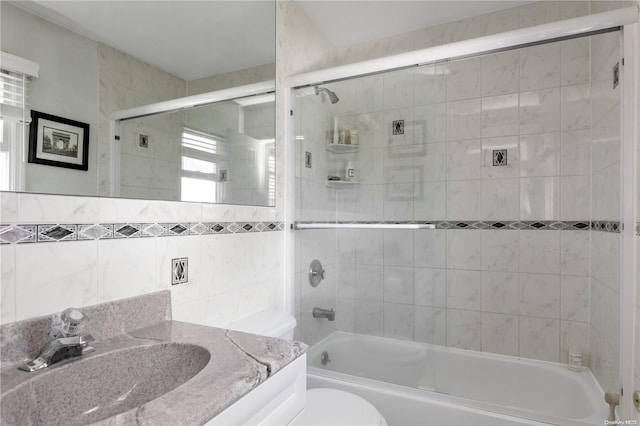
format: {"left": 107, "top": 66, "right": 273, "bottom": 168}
{"left": 283, "top": 6, "right": 639, "bottom": 420}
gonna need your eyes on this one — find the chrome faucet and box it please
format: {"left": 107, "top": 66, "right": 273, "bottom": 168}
{"left": 19, "top": 308, "right": 95, "bottom": 372}
{"left": 312, "top": 307, "right": 335, "bottom": 321}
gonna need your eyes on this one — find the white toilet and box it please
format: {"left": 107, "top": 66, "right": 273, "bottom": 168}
{"left": 228, "top": 310, "right": 388, "bottom": 426}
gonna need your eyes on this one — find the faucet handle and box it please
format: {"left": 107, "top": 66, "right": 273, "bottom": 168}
{"left": 52, "top": 308, "right": 87, "bottom": 337}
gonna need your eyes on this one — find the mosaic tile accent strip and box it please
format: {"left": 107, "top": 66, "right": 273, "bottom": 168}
{"left": 591, "top": 221, "right": 622, "bottom": 233}
{"left": 0, "top": 221, "right": 283, "bottom": 244}
{"left": 296, "top": 220, "right": 619, "bottom": 232}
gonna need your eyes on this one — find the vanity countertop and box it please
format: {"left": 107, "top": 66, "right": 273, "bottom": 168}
{"left": 0, "top": 293, "right": 307, "bottom": 426}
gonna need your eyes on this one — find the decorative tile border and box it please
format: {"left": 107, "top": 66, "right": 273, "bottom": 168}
{"left": 296, "top": 220, "right": 621, "bottom": 233}
{"left": 0, "top": 219, "right": 626, "bottom": 244}
{"left": 0, "top": 221, "right": 284, "bottom": 245}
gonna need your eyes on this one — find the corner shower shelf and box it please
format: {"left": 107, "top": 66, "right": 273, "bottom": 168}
{"left": 326, "top": 143, "right": 360, "bottom": 154}
{"left": 326, "top": 180, "right": 361, "bottom": 189}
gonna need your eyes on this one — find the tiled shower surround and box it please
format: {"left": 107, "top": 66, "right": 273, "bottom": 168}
{"left": 294, "top": 26, "right": 622, "bottom": 394}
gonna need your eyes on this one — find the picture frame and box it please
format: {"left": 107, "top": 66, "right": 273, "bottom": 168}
{"left": 28, "top": 110, "right": 89, "bottom": 171}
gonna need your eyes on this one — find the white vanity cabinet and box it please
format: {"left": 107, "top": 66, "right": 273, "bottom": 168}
{"left": 206, "top": 355, "right": 307, "bottom": 426}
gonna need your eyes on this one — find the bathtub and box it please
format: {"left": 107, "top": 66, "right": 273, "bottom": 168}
{"left": 306, "top": 332, "right": 609, "bottom": 426}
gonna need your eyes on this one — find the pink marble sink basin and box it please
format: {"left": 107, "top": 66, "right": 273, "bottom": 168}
{"left": 1, "top": 342, "right": 210, "bottom": 425}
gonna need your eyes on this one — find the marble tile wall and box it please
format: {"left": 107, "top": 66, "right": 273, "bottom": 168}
{"left": 589, "top": 26, "right": 622, "bottom": 395}
{"left": 118, "top": 111, "right": 183, "bottom": 201}
{"left": 277, "top": 0, "right": 340, "bottom": 346}
{"left": 0, "top": 192, "right": 282, "bottom": 327}
{"left": 291, "top": 2, "right": 630, "bottom": 373}
{"left": 97, "top": 43, "right": 187, "bottom": 197}
{"left": 187, "top": 64, "right": 275, "bottom": 95}
{"left": 306, "top": 33, "right": 603, "bottom": 364}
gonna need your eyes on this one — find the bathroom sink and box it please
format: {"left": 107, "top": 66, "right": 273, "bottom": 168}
{"left": 1, "top": 342, "right": 210, "bottom": 425}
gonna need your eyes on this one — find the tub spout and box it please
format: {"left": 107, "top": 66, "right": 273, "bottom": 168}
{"left": 313, "top": 307, "right": 335, "bottom": 321}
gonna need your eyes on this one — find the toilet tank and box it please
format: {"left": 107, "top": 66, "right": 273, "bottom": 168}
{"left": 226, "top": 310, "right": 297, "bottom": 340}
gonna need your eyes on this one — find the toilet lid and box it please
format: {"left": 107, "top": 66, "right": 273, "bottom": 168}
{"left": 289, "top": 388, "right": 384, "bottom": 426}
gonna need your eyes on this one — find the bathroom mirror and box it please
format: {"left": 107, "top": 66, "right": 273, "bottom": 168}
{"left": 0, "top": 0, "right": 276, "bottom": 206}
{"left": 115, "top": 86, "right": 275, "bottom": 205}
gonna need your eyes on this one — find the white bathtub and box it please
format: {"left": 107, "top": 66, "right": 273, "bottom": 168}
{"left": 307, "top": 332, "right": 609, "bottom": 426}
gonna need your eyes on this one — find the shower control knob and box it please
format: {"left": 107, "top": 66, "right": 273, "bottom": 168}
{"left": 309, "top": 259, "right": 325, "bottom": 287}
{"left": 312, "top": 269, "right": 325, "bottom": 279}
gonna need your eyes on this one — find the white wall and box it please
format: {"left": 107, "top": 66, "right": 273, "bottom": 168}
{"left": 1, "top": 3, "right": 98, "bottom": 196}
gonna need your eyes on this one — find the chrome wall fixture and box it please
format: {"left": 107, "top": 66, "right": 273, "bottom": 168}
{"left": 308, "top": 259, "right": 325, "bottom": 287}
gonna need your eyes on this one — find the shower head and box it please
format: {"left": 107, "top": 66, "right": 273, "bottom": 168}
{"left": 314, "top": 86, "right": 339, "bottom": 104}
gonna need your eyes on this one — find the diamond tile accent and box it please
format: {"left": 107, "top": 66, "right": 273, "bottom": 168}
{"left": 491, "top": 222, "right": 506, "bottom": 229}
{"left": 571, "top": 222, "right": 589, "bottom": 230}
{"left": 78, "top": 224, "right": 112, "bottom": 240}
{"left": 0, "top": 225, "right": 36, "bottom": 243}
{"left": 114, "top": 224, "right": 141, "bottom": 238}
{"left": 493, "top": 149, "right": 507, "bottom": 166}
{"left": 142, "top": 223, "right": 165, "bottom": 237}
{"left": 169, "top": 224, "right": 188, "bottom": 235}
{"left": 227, "top": 223, "right": 241, "bottom": 233}
{"left": 529, "top": 222, "right": 546, "bottom": 229}
{"left": 241, "top": 223, "right": 254, "bottom": 232}
{"left": 549, "top": 222, "right": 568, "bottom": 230}
{"left": 255, "top": 222, "right": 267, "bottom": 232}
{"left": 471, "top": 221, "right": 489, "bottom": 229}
{"left": 38, "top": 225, "right": 76, "bottom": 242}
{"left": 211, "top": 223, "right": 225, "bottom": 233}
{"left": 190, "top": 223, "right": 208, "bottom": 235}
{"left": 392, "top": 120, "right": 404, "bottom": 135}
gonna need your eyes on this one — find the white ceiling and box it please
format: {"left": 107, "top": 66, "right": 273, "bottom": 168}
{"left": 298, "top": 1, "right": 534, "bottom": 47}
{"left": 10, "top": 0, "right": 533, "bottom": 82}
{"left": 9, "top": 0, "right": 276, "bottom": 81}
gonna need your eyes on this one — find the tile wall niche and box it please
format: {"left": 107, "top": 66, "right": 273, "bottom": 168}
{"left": 293, "top": 3, "right": 626, "bottom": 399}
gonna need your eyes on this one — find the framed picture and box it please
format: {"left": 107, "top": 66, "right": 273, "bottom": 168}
{"left": 28, "top": 110, "right": 89, "bottom": 171}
